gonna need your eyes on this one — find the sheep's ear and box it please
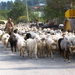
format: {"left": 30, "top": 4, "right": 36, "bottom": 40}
{"left": 7, "top": 35, "right": 10, "bottom": 37}
{"left": 41, "top": 38, "right": 45, "bottom": 41}
{"left": 24, "top": 40, "right": 27, "bottom": 43}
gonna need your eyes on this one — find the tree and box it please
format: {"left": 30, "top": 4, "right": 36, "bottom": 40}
{"left": 46, "top": 0, "right": 70, "bottom": 11}
{"left": 8, "top": 1, "right": 26, "bottom": 22}
{"left": 0, "top": 2, "right": 7, "bottom": 9}
{"left": 17, "top": 16, "right": 28, "bottom": 23}
{"left": 7, "top": 1, "right": 13, "bottom": 9}
{"left": 15, "top": 0, "right": 22, "bottom": 2}
{"left": 43, "top": 0, "right": 71, "bottom": 22}
{"left": 0, "top": 10, "right": 9, "bottom": 20}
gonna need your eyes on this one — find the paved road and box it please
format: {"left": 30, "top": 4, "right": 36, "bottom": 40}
{"left": 0, "top": 41, "right": 75, "bottom": 75}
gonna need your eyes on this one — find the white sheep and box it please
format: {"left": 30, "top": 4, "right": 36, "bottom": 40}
{"left": 0, "top": 30, "right": 5, "bottom": 40}
{"left": 1, "top": 33, "right": 10, "bottom": 50}
{"left": 26, "top": 38, "right": 39, "bottom": 60}
{"left": 17, "top": 39, "right": 26, "bottom": 57}
{"left": 46, "top": 37, "right": 56, "bottom": 59}
{"left": 14, "top": 33, "right": 26, "bottom": 56}
{"left": 37, "top": 38, "right": 46, "bottom": 57}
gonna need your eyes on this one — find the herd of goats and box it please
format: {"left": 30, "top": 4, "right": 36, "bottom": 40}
{"left": 0, "top": 22, "right": 75, "bottom": 63}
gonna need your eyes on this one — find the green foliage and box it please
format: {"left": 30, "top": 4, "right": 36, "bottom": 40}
{"left": 28, "top": 11, "right": 36, "bottom": 21}
{"left": 0, "top": 1, "right": 13, "bottom": 10}
{"left": 38, "top": 17, "right": 45, "bottom": 22}
{"left": 8, "top": 1, "right": 26, "bottom": 21}
{"left": 7, "top": 1, "right": 35, "bottom": 23}
{"left": 0, "top": 0, "right": 46, "bottom": 23}
{"left": 17, "top": 16, "right": 28, "bottom": 23}
{"left": 0, "top": 15, "right": 6, "bottom": 20}
{"left": 22, "top": 0, "right": 46, "bottom": 6}
{"left": 34, "top": 12, "right": 39, "bottom": 18}
{"left": 43, "top": 0, "right": 70, "bottom": 22}
{"left": 0, "top": 10, "right": 9, "bottom": 20}
{"left": 0, "top": 0, "right": 46, "bottom": 9}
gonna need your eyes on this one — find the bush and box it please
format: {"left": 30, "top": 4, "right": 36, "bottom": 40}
{"left": 0, "top": 15, "right": 6, "bottom": 20}
{"left": 38, "top": 18, "right": 45, "bottom": 22}
{"left": 17, "top": 16, "right": 28, "bottom": 23}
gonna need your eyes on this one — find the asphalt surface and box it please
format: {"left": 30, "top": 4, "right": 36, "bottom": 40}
{"left": 0, "top": 41, "right": 75, "bottom": 75}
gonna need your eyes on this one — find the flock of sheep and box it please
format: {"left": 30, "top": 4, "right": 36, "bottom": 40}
{"left": 0, "top": 23, "right": 75, "bottom": 63}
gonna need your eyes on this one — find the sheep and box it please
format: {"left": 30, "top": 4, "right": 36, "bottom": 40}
{"left": 58, "top": 38, "right": 64, "bottom": 54}
{"left": 29, "top": 32, "right": 39, "bottom": 38}
{"left": 24, "top": 32, "right": 32, "bottom": 40}
{"left": 1, "top": 33, "right": 10, "bottom": 50}
{"left": 0, "top": 30, "right": 3, "bottom": 40}
{"left": 37, "top": 38, "right": 46, "bottom": 58}
{"left": 45, "top": 37, "right": 56, "bottom": 59}
{"left": 17, "top": 38, "right": 26, "bottom": 57}
{"left": 60, "top": 38, "right": 72, "bottom": 63}
{"left": 9, "top": 33, "right": 17, "bottom": 52}
{"left": 25, "top": 38, "right": 39, "bottom": 60}
{"left": 14, "top": 33, "right": 24, "bottom": 40}
{"left": 69, "top": 46, "right": 75, "bottom": 57}
{"left": 14, "top": 33, "right": 26, "bottom": 57}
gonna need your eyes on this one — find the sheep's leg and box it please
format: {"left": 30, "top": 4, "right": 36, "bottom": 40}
{"left": 41, "top": 50, "right": 43, "bottom": 57}
{"left": 20, "top": 49, "right": 21, "bottom": 56}
{"left": 41, "top": 51, "right": 42, "bottom": 57}
{"left": 22, "top": 51, "right": 24, "bottom": 57}
{"left": 46, "top": 51, "right": 48, "bottom": 57}
{"left": 73, "top": 53, "right": 75, "bottom": 58}
{"left": 39, "top": 50, "right": 41, "bottom": 57}
{"left": 14, "top": 46, "right": 16, "bottom": 52}
{"left": 27, "top": 50, "right": 29, "bottom": 56}
{"left": 22, "top": 48, "right": 26, "bottom": 57}
{"left": 49, "top": 50, "right": 51, "bottom": 57}
{"left": 42, "top": 50, "right": 45, "bottom": 58}
{"left": 4, "top": 43, "right": 7, "bottom": 50}
{"left": 37, "top": 50, "right": 40, "bottom": 57}
{"left": 51, "top": 50, "right": 54, "bottom": 59}
{"left": 67, "top": 52, "right": 70, "bottom": 63}
{"left": 21, "top": 48, "right": 24, "bottom": 57}
{"left": 47, "top": 50, "right": 49, "bottom": 57}
{"left": 63, "top": 51, "right": 66, "bottom": 61}
{"left": 46, "top": 46, "right": 49, "bottom": 57}
{"left": 11, "top": 46, "right": 13, "bottom": 52}
{"left": 7, "top": 42, "right": 9, "bottom": 48}
{"left": 29, "top": 51, "right": 32, "bottom": 59}
{"left": 45, "top": 44, "right": 48, "bottom": 57}
{"left": 20, "top": 47, "right": 25, "bottom": 57}
{"left": 22, "top": 50, "right": 25, "bottom": 57}
{"left": 45, "top": 49, "right": 47, "bottom": 57}
{"left": 4, "top": 45, "right": 6, "bottom": 50}
{"left": 41, "top": 49, "right": 44, "bottom": 58}
{"left": 34, "top": 50, "right": 38, "bottom": 60}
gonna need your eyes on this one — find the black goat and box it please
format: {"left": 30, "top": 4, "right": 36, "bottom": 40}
{"left": 9, "top": 34, "right": 17, "bottom": 52}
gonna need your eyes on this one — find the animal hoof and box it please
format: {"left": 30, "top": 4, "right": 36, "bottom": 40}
{"left": 52, "top": 57, "right": 54, "bottom": 59}
{"left": 36, "top": 58, "right": 38, "bottom": 60}
{"left": 68, "top": 60, "right": 70, "bottom": 63}
{"left": 30, "top": 57, "right": 32, "bottom": 59}
{"left": 64, "top": 59, "right": 66, "bottom": 61}
{"left": 43, "top": 56, "right": 45, "bottom": 58}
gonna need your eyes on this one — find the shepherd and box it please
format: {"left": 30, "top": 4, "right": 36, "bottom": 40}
{"left": 4, "top": 18, "right": 14, "bottom": 35}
